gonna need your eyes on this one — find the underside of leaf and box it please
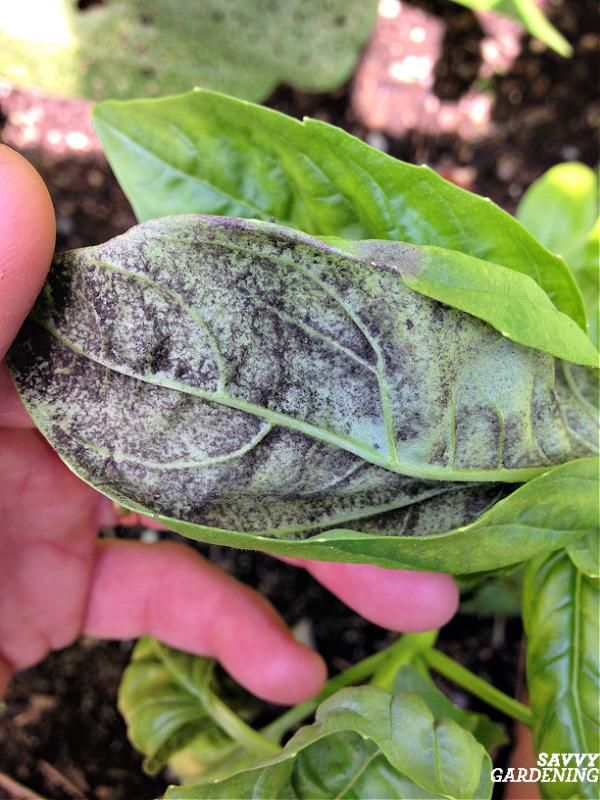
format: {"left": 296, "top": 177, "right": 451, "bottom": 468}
{"left": 8, "top": 216, "right": 598, "bottom": 549}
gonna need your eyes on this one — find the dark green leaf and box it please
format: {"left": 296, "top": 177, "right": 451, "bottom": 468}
{"left": 8, "top": 217, "right": 598, "bottom": 573}
{"left": 166, "top": 687, "right": 493, "bottom": 799}
{"left": 523, "top": 551, "right": 600, "bottom": 799}
{"left": 93, "top": 90, "right": 587, "bottom": 329}
{"left": 0, "top": 0, "right": 377, "bottom": 101}
{"left": 459, "top": 570, "right": 523, "bottom": 617}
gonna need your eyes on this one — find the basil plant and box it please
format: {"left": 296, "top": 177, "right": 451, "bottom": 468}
{"left": 7, "top": 90, "right": 599, "bottom": 799}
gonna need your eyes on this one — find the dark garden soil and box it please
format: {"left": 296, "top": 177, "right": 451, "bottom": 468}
{"left": 0, "top": 1, "right": 598, "bottom": 798}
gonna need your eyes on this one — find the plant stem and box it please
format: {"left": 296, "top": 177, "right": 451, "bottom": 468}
{"left": 422, "top": 648, "right": 532, "bottom": 726}
{"left": 370, "top": 630, "right": 438, "bottom": 691}
{"left": 204, "top": 690, "right": 282, "bottom": 756}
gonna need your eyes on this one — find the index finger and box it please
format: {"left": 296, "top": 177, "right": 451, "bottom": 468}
{"left": 0, "top": 144, "right": 55, "bottom": 360}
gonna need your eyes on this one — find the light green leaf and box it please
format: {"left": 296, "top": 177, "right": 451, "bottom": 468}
{"left": 568, "top": 217, "right": 600, "bottom": 349}
{"left": 517, "top": 163, "right": 599, "bottom": 348}
{"left": 119, "top": 638, "right": 222, "bottom": 775}
{"left": 0, "top": 0, "right": 377, "bottom": 101}
{"left": 93, "top": 89, "right": 587, "bottom": 329}
{"left": 451, "top": 0, "right": 572, "bottom": 57}
{"left": 166, "top": 687, "right": 493, "bottom": 799}
{"left": 523, "top": 551, "right": 600, "bottom": 799}
{"left": 392, "top": 665, "right": 508, "bottom": 752}
{"left": 516, "top": 163, "right": 598, "bottom": 267}
{"left": 118, "top": 638, "right": 262, "bottom": 777}
{"left": 567, "top": 532, "right": 599, "bottom": 578}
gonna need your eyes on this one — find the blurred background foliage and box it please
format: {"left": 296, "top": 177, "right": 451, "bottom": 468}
{"left": 0, "top": 0, "right": 379, "bottom": 101}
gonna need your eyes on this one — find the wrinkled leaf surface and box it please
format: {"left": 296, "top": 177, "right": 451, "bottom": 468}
{"left": 165, "top": 687, "right": 492, "bottom": 799}
{"left": 523, "top": 550, "right": 600, "bottom": 799}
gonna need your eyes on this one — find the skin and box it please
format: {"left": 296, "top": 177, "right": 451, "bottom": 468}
{"left": 0, "top": 144, "right": 458, "bottom": 705}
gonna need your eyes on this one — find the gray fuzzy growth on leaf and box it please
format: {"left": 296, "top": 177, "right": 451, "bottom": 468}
{"left": 8, "top": 216, "right": 598, "bottom": 538}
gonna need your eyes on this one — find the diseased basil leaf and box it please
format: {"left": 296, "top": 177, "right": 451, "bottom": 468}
{"left": 8, "top": 217, "right": 598, "bottom": 573}
{"left": 523, "top": 551, "right": 600, "bottom": 799}
{"left": 163, "top": 457, "right": 598, "bottom": 573}
{"left": 165, "top": 687, "right": 493, "bottom": 799}
{"left": 93, "top": 89, "right": 587, "bottom": 329}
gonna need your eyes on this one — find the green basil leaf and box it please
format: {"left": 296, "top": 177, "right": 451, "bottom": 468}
{"left": 166, "top": 687, "right": 493, "bottom": 799}
{"left": 570, "top": 219, "right": 600, "bottom": 349}
{"left": 92, "top": 89, "right": 587, "bottom": 329}
{"left": 119, "top": 638, "right": 260, "bottom": 777}
{"left": 0, "top": 0, "right": 377, "bottom": 102}
{"left": 567, "top": 533, "right": 599, "bottom": 579}
{"left": 119, "top": 638, "right": 220, "bottom": 775}
{"left": 523, "top": 551, "right": 600, "bottom": 799}
{"left": 451, "top": 0, "right": 572, "bottom": 57}
{"left": 516, "top": 162, "right": 598, "bottom": 269}
{"left": 392, "top": 665, "right": 508, "bottom": 753}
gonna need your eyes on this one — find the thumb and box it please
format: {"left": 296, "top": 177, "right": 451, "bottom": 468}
{"left": 0, "top": 145, "right": 55, "bottom": 360}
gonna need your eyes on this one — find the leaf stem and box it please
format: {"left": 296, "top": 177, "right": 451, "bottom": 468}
{"left": 370, "top": 630, "right": 438, "bottom": 690}
{"left": 421, "top": 648, "right": 532, "bottom": 726}
{"left": 203, "top": 690, "right": 282, "bottom": 756}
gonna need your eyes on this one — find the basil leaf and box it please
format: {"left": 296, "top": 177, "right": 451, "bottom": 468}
{"left": 571, "top": 219, "right": 600, "bottom": 349}
{"left": 8, "top": 217, "right": 598, "bottom": 572}
{"left": 165, "top": 687, "right": 493, "bottom": 800}
{"left": 523, "top": 551, "right": 600, "bottom": 799}
{"left": 567, "top": 533, "right": 599, "bottom": 579}
{"left": 162, "top": 457, "right": 598, "bottom": 573}
{"left": 516, "top": 163, "right": 599, "bottom": 348}
{"left": 118, "top": 638, "right": 258, "bottom": 776}
{"left": 93, "top": 89, "right": 587, "bottom": 329}
{"left": 0, "top": 0, "right": 377, "bottom": 102}
{"left": 516, "top": 163, "right": 598, "bottom": 264}
{"left": 392, "top": 665, "right": 507, "bottom": 753}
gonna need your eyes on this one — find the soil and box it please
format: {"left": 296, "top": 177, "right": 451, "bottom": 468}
{"left": 0, "top": 0, "right": 597, "bottom": 798}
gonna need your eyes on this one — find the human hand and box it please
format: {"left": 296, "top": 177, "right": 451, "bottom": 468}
{"left": 0, "top": 145, "right": 458, "bottom": 706}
